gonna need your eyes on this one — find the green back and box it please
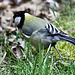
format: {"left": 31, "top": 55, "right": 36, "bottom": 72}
{"left": 22, "top": 14, "right": 48, "bottom": 35}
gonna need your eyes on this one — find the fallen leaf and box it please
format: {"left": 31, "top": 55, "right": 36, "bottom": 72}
{"left": 8, "top": 35, "right": 16, "bottom": 43}
{"left": 0, "top": 1, "right": 12, "bottom": 9}
{"left": 1, "top": 10, "right": 14, "bottom": 26}
{"left": 45, "top": 0, "right": 59, "bottom": 10}
{"left": 10, "top": 40, "right": 25, "bottom": 59}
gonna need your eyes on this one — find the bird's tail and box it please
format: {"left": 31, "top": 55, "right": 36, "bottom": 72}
{"left": 59, "top": 35, "right": 75, "bottom": 45}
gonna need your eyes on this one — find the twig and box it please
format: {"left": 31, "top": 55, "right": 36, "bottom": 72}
{"left": 0, "top": 52, "right": 7, "bottom": 64}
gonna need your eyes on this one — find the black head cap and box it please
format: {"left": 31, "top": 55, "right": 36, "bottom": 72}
{"left": 13, "top": 11, "right": 26, "bottom": 29}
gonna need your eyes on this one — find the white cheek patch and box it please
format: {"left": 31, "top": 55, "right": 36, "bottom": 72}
{"left": 15, "top": 17, "right": 21, "bottom": 25}
{"left": 24, "top": 13, "right": 29, "bottom": 16}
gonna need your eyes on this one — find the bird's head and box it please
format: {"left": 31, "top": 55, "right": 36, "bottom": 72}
{"left": 13, "top": 11, "right": 26, "bottom": 29}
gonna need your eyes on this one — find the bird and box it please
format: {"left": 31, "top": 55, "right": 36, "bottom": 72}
{"left": 13, "top": 11, "right": 75, "bottom": 59}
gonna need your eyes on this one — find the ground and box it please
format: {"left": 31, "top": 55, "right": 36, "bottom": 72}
{"left": 0, "top": 0, "right": 75, "bottom": 75}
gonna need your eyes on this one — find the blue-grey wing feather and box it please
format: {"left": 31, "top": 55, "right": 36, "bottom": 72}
{"left": 45, "top": 23, "right": 68, "bottom": 35}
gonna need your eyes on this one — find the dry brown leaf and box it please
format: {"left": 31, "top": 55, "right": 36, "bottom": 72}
{"left": 18, "top": 42, "right": 25, "bottom": 51}
{"left": 0, "top": 10, "right": 17, "bottom": 34}
{"left": 8, "top": 35, "right": 16, "bottom": 43}
{"left": 1, "top": 10, "right": 14, "bottom": 26}
{"left": 15, "top": 47, "right": 21, "bottom": 59}
{"left": 45, "top": 0, "right": 59, "bottom": 10}
{"left": 0, "top": 1, "right": 12, "bottom": 9}
{"left": 13, "top": 0, "right": 24, "bottom": 5}
{"left": 31, "top": 0, "right": 42, "bottom": 4}
{"left": 2, "top": 25, "right": 17, "bottom": 34}
{"left": 10, "top": 40, "right": 25, "bottom": 59}
{"left": 11, "top": 45, "right": 21, "bottom": 59}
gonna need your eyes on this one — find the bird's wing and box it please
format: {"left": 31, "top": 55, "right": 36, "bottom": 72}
{"left": 45, "top": 23, "right": 68, "bottom": 35}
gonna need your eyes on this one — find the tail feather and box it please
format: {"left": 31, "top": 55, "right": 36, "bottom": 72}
{"left": 59, "top": 35, "right": 75, "bottom": 45}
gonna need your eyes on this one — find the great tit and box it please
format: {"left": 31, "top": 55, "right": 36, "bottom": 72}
{"left": 13, "top": 11, "right": 75, "bottom": 58}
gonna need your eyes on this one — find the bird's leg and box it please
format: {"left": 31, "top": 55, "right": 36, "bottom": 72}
{"left": 54, "top": 45, "right": 67, "bottom": 59}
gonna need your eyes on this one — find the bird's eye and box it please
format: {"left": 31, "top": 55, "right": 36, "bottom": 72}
{"left": 14, "top": 17, "right": 21, "bottom": 25}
